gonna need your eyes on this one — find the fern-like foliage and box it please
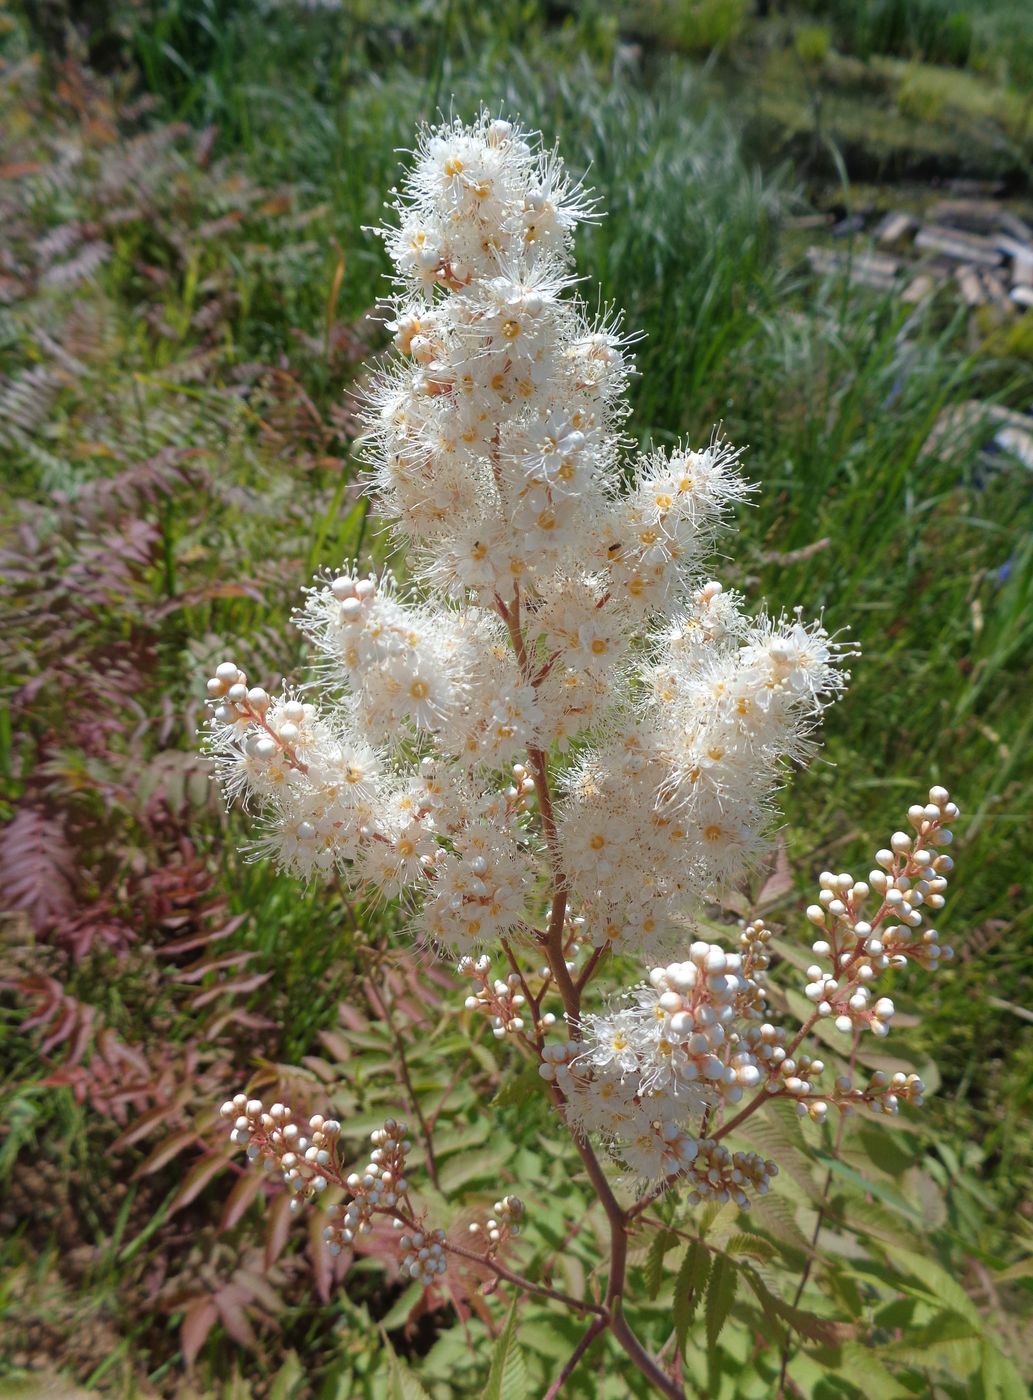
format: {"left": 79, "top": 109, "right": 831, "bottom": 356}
{"left": 0, "top": 37, "right": 376, "bottom": 1379}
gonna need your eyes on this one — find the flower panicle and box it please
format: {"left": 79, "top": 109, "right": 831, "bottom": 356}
{"left": 203, "top": 113, "right": 959, "bottom": 1237}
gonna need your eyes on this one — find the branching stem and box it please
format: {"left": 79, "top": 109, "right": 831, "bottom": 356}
{"left": 497, "top": 587, "right": 685, "bottom": 1399}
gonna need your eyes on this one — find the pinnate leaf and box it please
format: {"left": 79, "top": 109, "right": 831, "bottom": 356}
{"left": 644, "top": 1227, "right": 679, "bottom": 1300}
{"left": 674, "top": 1239, "right": 710, "bottom": 1356}
{"left": 485, "top": 1299, "right": 528, "bottom": 1400}
{"left": 724, "top": 1232, "right": 776, "bottom": 1263}
{"left": 0, "top": 805, "right": 76, "bottom": 932}
{"left": 740, "top": 1265, "right": 843, "bottom": 1347}
{"left": 705, "top": 1253, "right": 738, "bottom": 1352}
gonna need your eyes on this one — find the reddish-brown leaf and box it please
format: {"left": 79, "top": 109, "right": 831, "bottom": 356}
{"left": 265, "top": 1192, "right": 293, "bottom": 1269}
{"left": 308, "top": 1210, "right": 332, "bottom": 1303}
{"left": 0, "top": 807, "right": 77, "bottom": 932}
{"left": 158, "top": 913, "right": 245, "bottom": 956}
{"left": 169, "top": 1152, "right": 232, "bottom": 1214}
{"left": 221, "top": 1170, "right": 265, "bottom": 1231}
{"left": 134, "top": 1128, "right": 197, "bottom": 1178}
{"left": 234, "top": 1268, "right": 283, "bottom": 1315}
{"left": 756, "top": 837, "right": 795, "bottom": 911}
{"left": 190, "top": 971, "right": 271, "bottom": 1010}
{"left": 112, "top": 1092, "right": 189, "bottom": 1150}
{"left": 336, "top": 1001, "right": 368, "bottom": 1032}
{"left": 212, "top": 1291, "right": 257, "bottom": 1348}
{"left": 318, "top": 1030, "right": 352, "bottom": 1063}
{"left": 181, "top": 1298, "right": 218, "bottom": 1368}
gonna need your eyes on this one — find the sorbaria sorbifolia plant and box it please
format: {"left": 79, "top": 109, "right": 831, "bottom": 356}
{"left": 204, "top": 114, "right": 958, "bottom": 1396}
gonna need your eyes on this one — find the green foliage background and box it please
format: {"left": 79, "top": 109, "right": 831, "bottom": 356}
{"left": 1, "top": 0, "right": 1031, "bottom": 1395}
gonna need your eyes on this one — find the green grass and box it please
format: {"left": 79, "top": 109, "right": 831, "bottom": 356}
{"left": 2, "top": 0, "right": 1032, "bottom": 1394}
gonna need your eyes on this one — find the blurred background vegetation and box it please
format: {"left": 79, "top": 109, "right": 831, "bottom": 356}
{"left": 1, "top": 0, "right": 1031, "bottom": 1395}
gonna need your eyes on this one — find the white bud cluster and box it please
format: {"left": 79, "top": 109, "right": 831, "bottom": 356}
{"left": 770, "top": 1052, "right": 829, "bottom": 1122}
{"left": 206, "top": 661, "right": 272, "bottom": 728}
{"left": 396, "top": 1226, "right": 448, "bottom": 1285}
{"left": 683, "top": 1140, "right": 777, "bottom": 1210}
{"left": 862, "top": 1069, "right": 926, "bottom": 1114}
{"left": 322, "top": 1118, "right": 414, "bottom": 1251}
{"left": 220, "top": 1094, "right": 341, "bottom": 1210}
{"left": 827, "top": 1068, "right": 926, "bottom": 1116}
{"left": 802, "top": 788, "right": 958, "bottom": 1038}
{"left": 537, "top": 1040, "right": 581, "bottom": 1088}
{"left": 739, "top": 917, "right": 773, "bottom": 978}
{"left": 468, "top": 1194, "right": 525, "bottom": 1252}
{"left": 458, "top": 955, "right": 532, "bottom": 1038}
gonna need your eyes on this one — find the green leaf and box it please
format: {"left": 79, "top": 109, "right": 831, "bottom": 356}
{"left": 491, "top": 1063, "right": 546, "bottom": 1108}
{"left": 980, "top": 1337, "right": 1029, "bottom": 1400}
{"left": 382, "top": 1330, "right": 433, "bottom": 1400}
{"left": 855, "top": 1124, "right": 917, "bottom": 1179}
{"left": 740, "top": 1266, "right": 842, "bottom": 1347}
{"left": 994, "top": 1256, "right": 1033, "bottom": 1283}
{"left": 881, "top": 1242, "right": 982, "bottom": 1327}
{"left": 705, "top": 1253, "right": 738, "bottom": 1352}
{"left": 724, "top": 1232, "right": 776, "bottom": 1263}
{"left": 674, "top": 1240, "right": 710, "bottom": 1357}
{"left": 882, "top": 1313, "right": 982, "bottom": 1374}
{"left": 644, "top": 1227, "right": 679, "bottom": 1300}
{"left": 837, "top": 1341, "right": 908, "bottom": 1400}
{"left": 268, "top": 1352, "right": 305, "bottom": 1400}
{"left": 484, "top": 1299, "right": 527, "bottom": 1400}
{"left": 814, "top": 1153, "right": 923, "bottom": 1223}
{"left": 380, "top": 1281, "right": 424, "bottom": 1331}
{"left": 437, "top": 1147, "right": 505, "bottom": 1195}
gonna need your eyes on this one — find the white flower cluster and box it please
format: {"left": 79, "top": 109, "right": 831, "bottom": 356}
{"left": 204, "top": 112, "right": 847, "bottom": 963}
{"left": 580, "top": 945, "right": 768, "bottom": 1109}
{"left": 533, "top": 942, "right": 771, "bottom": 1184}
